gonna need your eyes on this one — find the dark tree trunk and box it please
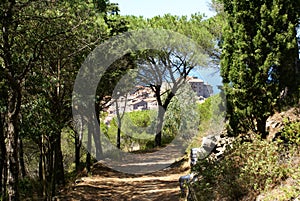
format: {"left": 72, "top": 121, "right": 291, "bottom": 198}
{"left": 86, "top": 123, "right": 92, "bottom": 173}
{"left": 257, "top": 116, "right": 268, "bottom": 139}
{"left": 117, "top": 127, "right": 121, "bottom": 149}
{"left": 155, "top": 106, "right": 165, "bottom": 147}
{"left": 51, "top": 131, "right": 65, "bottom": 198}
{"left": 0, "top": 114, "right": 7, "bottom": 200}
{"left": 115, "top": 98, "right": 127, "bottom": 150}
{"left": 18, "top": 138, "right": 26, "bottom": 178}
{"left": 46, "top": 139, "right": 53, "bottom": 201}
{"left": 38, "top": 135, "right": 48, "bottom": 199}
{"left": 5, "top": 88, "right": 21, "bottom": 201}
{"left": 93, "top": 118, "right": 103, "bottom": 160}
{"left": 6, "top": 116, "right": 20, "bottom": 201}
{"left": 75, "top": 131, "right": 82, "bottom": 172}
{"left": 73, "top": 112, "right": 83, "bottom": 172}
{"left": 47, "top": 138, "right": 53, "bottom": 184}
{"left": 94, "top": 103, "right": 103, "bottom": 160}
{"left": 2, "top": 1, "right": 21, "bottom": 199}
{"left": 154, "top": 89, "right": 174, "bottom": 147}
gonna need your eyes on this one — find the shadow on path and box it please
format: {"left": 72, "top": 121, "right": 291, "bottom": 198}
{"left": 57, "top": 157, "right": 190, "bottom": 201}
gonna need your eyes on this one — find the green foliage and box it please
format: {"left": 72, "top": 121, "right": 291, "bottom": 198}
{"left": 162, "top": 97, "right": 181, "bottom": 144}
{"left": 188, "top": 99, "right": 213, "bottom": 149}
{"left": 192, "top": 134, "right": 297, "bottom": 200}
{"left": 104, "top": 90, "right": 199, "bottom": 150}
{"left": 279, "top": 119, "right": 300, "bottom": 146}
{"left": 104, "top": 110, "right": 156, "bottom": 150}
{"left": 187, "top": 94, "right": 226, "bottom": 151}
{"left": 197, "top": 98, "right": 212, "bottom": 125}
{"left": 19, "top": 177, "right": 42, "bottom": 200}
{"left": 221, "top": 0, "right": 300, "bottom": 137}
{"left": 126, "top": 13, "right": 216, "bottom": 52}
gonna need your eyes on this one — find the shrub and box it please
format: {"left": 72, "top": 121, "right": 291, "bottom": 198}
{"left": 192, "top": 134, "right": 293, "bottom": 200}
{"left": 278, "top": 119, "right": 300, "bottom": 146}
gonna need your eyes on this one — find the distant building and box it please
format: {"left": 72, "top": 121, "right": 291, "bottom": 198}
{"left": 105, "top": 76, "right": 213, "bottom": 119}
{"left": 130, "top": 85, "right": 153, "bottom": 99}
{"left": 187, "top": 76, "right": 213, "bottom": 98}
{"left": 132, "top": 100, "right": 148, "bottom": 110}
{"left": 144, "top": 98, "right": 158, "bottom": 110}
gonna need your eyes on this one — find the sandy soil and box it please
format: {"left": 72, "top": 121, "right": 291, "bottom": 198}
{"left": 56, "top": 156, "right": 190, "bottom": 201}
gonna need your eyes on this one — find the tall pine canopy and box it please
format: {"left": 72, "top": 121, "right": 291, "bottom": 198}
{"left": 221, "top": 0, "right": 300, "bottom": 138}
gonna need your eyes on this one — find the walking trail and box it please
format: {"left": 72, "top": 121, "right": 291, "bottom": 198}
{"left": 56, "top": 145, "right": 191, "bottom": 201}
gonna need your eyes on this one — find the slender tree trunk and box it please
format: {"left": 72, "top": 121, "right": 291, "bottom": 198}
{"left": 75, "top": 131, "right": 81, "bottom": 172}
{"left": 47, "top": 137, "right": 53, "bottom": 185}
{"left": 0, "top": 114, "right": 7, "bottom": 200}
{"left": 93, "top": 118, "right": 103, "bottom": 160}
{"left": 115, "top": 98, "right": 127, "bottom": 149}
{"left": 73, "top": 114, "right": 83, "bottom": 171}
{"left": 257, "top": 116, "right": 268, "bottom": 139}
{"left": 155, "top": 106, "right": 166, "bottom": 147}
{"left": 1, "top": 160, "right": 7, "bottom": 201}
{"left": 56, "top": 133, "right": 65, "bottom": 185}
{"left": 86, "top": 123, "right": 92, "bottom": 173}
{"left": 45, "top": 135, "right": 54, "bottom": 201}
{"left": 38, "top": 135, "right": 48, "bottom": 200}
{"left": 94, "top": 103, "right": 103, "bottom": 160}
{"left": 117, "top": 127, "right": 121, "bottom": 149}
{"left": 18, "top": 138, "right": 26, "bottom": 178}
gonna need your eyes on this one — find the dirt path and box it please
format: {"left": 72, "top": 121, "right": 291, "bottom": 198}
{"left": 56, "top": 157, "right": 190, "bottom": 201}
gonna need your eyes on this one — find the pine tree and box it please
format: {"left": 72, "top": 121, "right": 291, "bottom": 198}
{"left": 221, "top": 0, "right": 300, "bottom": 138}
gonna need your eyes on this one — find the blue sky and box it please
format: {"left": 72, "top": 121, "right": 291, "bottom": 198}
{"left": 111, "top": 0, "right": 216, "bottom": 19}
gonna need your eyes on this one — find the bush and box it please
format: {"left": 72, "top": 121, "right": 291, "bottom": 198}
{"left": 278, "top": 119, "right": 300, "bottom": 146}
{"left": 192, "top": 134, "right": 293, "bottom": 200}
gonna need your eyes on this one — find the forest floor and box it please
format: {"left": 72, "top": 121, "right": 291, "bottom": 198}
{"left": 56, "top": 150, "right": 191, "bottom": 201}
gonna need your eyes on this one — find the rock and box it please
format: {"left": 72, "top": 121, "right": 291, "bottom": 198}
{"left": 202, "top": 135, "right": 219, "bottom": 152}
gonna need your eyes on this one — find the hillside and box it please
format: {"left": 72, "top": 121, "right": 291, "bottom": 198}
{"left": 190, "top": 106, "right": 300, "bottom": 201}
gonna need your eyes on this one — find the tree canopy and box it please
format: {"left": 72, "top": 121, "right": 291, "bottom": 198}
{"left": 221, "top": 0, "right": 300, "bottom": 138}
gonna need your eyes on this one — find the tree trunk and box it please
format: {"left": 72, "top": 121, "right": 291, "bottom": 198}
{"left": 2, "top": 1, "right": 21, "bottom": 198}
{"left": 94, "top": 103, "right": 103, "bottom": 160}
{"left": 86, "top": 123, "right": 92, "bottom": 173}
{"left": 257, "top": 116, "right": 268, "bottom": 139}
{"left": 51, "top": 130, "right": 65, "bottom": 198}
{"left": 38, "top": 135, "right": 48, "bottom": 200}
{"left": 115, "top": 98, "right": 126, "bottom": 150}
{"left": 6, "top": 116, "right": 20, "bottom": 201}
{"left": 75, "top": 130, "right": 82, "bottom": 172}
{"left": 56, "top": 134, "right": 65, "bottom": 185}
{"left": 47, "top": 137, "right": 53, "bottom": 185}
{"left": 18, "top": 138, "right": 26, "bottom": 178}
{"left": 5, "top": 88, "right": 21, "bottom": 201}
{"left": 117, "top": 127, "right": 121, "bottom": 149}
{"left": 74, "top": 113, "right": 83, "bottom": 172}
{"left": 0, "top": 114, "right": 7, "bottom": 200}
{"left": 155, "top": 106, "right": 166, "bottom": 147}
{"left": 45, "top": 137, "right": 53, "bottom": 201}
{"left": 153, "top": 85, "right": 175, "bottom": 147}
{"left": 93, "top": 118, "right": 103, "bottom": 160}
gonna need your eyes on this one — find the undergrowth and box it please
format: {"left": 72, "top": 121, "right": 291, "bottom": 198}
{"left": 191, "top": 119, "right": 300, "bottom": 201}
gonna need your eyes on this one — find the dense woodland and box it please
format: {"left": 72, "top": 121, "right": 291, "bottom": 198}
{"left": 0, "top": 0, "right": 299, "bottom": 200}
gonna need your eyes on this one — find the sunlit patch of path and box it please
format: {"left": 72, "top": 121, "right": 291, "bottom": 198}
{"left": 57, "top": 155, "right": 190, "bottom": 201}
